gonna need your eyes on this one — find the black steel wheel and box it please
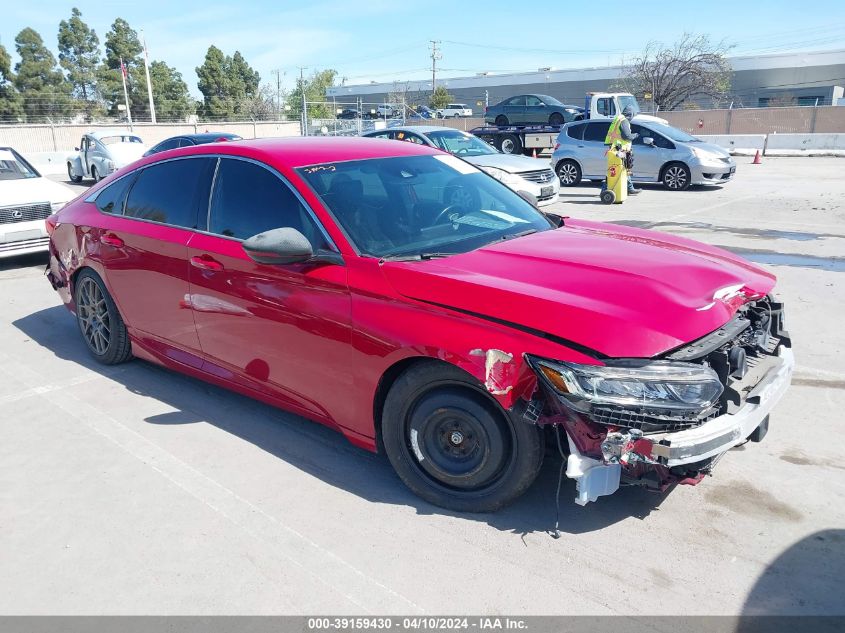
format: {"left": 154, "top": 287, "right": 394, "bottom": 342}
{"left": 74, "top": 269, "right": 132, "bottom": 364}
{"left": 498, "top": 133, "right": 522, "bottom": 155}
{"left": 382, "top": 362, "right": 543, "bottom": 513}
{"left": 662, "top": 162, "right": 691, "bottom": 190}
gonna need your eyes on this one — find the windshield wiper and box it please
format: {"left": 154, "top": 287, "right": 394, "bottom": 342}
{"left": 500, "top": 228, "right": 538, "bottom": 241}
{"left": 379, "top": 252, "right": 453, "bottom": 262}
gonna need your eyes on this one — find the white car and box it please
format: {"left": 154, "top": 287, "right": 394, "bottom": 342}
{"left": 0, "top": 147, "right": 76, "bottom": 259}
{"left": 67, "top": 130, "right": 146, "bottom": 183}
{"left": 437, "top": 103, "right": 473, "bottom": 118}
{"left": 363, "top": 126, "right": 560, "bottom": 206}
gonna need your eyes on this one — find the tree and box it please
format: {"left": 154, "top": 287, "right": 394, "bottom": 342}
{"left": 13, "top": 27, "right": 74, "bottom": 122}
{"left": 429, "top": 85, "right": 452, "bottom": 109}
{"left": 98, "top": 18, "right": 147, "bottom": 118}
{"left": 0, "top": 44, "right": 24, "bottom": 123}
{"left": 618, "top": 33, "right": 732, "bottom": 112}
{"left": 58, "top": 8, "right": 100, "bottom": 101}
{"left": 196, "top": 46, "right": 261, "bottom": 120}
{"left": 149, "top": 61, "right": 194, "bottom": 121}
{"left": 287, "top": 68, "right": 338, "bottom": 119}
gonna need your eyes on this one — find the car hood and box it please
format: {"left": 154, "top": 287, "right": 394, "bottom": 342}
{"left": 381, "top": 219, "right": 776, "bottom": 359}
{"left": 465, "top": 153, "right": 552, "bottom": 174}
{"left": 107, "top": 143, "right": 147, "bottom": 166}
{"left": 0, "top": 176, "right": 76, "bottom": 207}
{"left": 688, "top": 141, "right": 732, "bottom": 159}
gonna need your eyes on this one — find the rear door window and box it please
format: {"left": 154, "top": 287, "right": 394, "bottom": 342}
{"left": 583, "top": 121, "right": 611, "bottom": 142}
{"left": 154, "top": 138, "right": 180, "bottom": 152}
{"left": 124, "top": 157, "right": 215, "bottom": 228}
{"left": 566, "top": 123, "right": 586, "bottom": 140}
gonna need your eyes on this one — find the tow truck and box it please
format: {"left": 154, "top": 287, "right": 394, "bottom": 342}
{"left": 471, "top": 92, "right": 668, "bottom": 155}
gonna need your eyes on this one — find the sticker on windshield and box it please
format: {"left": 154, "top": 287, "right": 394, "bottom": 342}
{"left": 302, "top": 164, "right": 336, "bottom": 174}
{"left": 433, "top": 154, "right": 478, "bottom": 175}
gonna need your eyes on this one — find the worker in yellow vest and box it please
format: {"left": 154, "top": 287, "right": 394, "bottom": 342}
{"left": 604, "top": 105, "right": 641, "bottom": 195}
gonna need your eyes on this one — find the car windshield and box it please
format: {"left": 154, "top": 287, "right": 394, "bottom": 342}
{"left": 100, "top": 135, "right": 143, "bottom": 145}
{"left": 642, "top": 122, "right": 700, "bottom": 143}
{"left": 0, "top": 148, "right": 40, "bottom": 180}
{"left": 425, "top": 130, "right": 498, "bottom": 156}
{"left": 618, "top": 95, "right": 641, "bottom": 116}
{"left": 297, "top": 154, "right": 554, "bottom": 259}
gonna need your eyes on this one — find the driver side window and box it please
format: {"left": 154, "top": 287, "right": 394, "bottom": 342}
{"left": 208, "top": 158, "right": 329, "bottom": 249}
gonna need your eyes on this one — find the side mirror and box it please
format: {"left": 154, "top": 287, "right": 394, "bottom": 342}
{"left": 517, "top": 190, "right": 540, "bottom": 209}
{"left": 242, "top": 228, "right": 313, "bottom": 265}
{"left": 74, "top": 147, "right": 79, "bottom": 151}
{"left": 643, "top": 137, "right": 655, "bottom": 146}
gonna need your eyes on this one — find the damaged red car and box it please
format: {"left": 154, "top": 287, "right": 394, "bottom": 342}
{"left": 46, "top": 137, "right": 794, "bottom": 512}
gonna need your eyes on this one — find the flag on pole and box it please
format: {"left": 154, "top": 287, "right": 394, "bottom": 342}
{"left": 120, "top": 60, "right": 127, "bottom": 80}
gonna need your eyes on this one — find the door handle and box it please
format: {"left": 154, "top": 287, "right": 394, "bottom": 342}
{"left": 190, "top": 255, "right": 224, "bottom": 272}
{"left": 101, "top": 233, "right": 124, "bottom": 247}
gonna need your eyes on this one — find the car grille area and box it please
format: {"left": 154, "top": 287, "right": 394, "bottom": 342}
{"left": 518, "top": 169, "right": 556, "bottom": 184}
{"left": 0, "top": 202, "right": 52, "bottom": 225}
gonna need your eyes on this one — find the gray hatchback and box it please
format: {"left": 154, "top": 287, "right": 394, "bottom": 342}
{"left": 551, "top": 119, "right": 736, "bottom": 190}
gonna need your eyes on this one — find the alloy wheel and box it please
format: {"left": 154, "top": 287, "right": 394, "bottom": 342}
{"left": 77, "top": 276, "right": 111, "bottom": 355}
{"left": 557, "top": 162, "right": 579, "bottom": 185}
{"left": 665, "top": 165, "right": 689, "bottom": 190}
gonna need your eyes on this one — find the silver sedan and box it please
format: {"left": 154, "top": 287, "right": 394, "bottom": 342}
{"left": 551, "top": 119, "right": 736, "bottom": 190}
{"left": 363, "top": 126, "right": 560, "bottom": 206}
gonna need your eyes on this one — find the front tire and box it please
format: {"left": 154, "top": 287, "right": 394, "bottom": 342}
{"left": 91, "top": 165, "right": 101, "bottom": 183}
{"left": 497, "top": 134, "right": 522, "bottom": 155}
{"left": 74, "top": 269, "right": 133, "bottom": 365}
{"left": 556, "top": 159, "right": 582, "bottom": 186}
{"left": 67, "top": 163, "right": 82, "bottom": 183}
{"left": 549, "top": 112, "right": 564, "bottom": 126}
{"left": 662, "top": 162, "right": 691, "bottom": 190}
{"left": 382, "top": 362, "right": 543, "bottom": 513}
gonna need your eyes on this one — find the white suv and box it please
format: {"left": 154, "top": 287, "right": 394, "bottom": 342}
{"left": 437, "top": 103, "right": 473, "bottom": 118}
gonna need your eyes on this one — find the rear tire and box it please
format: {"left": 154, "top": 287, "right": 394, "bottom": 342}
{"left": 91, "top": 165, "right": 100, "bottom": 183}
{"left": 74, "top": 269, "right": 133, "bottom": 365}
{"left": 382, "top": 362, "right": 543, "bottom": 513}
{"left": 556, "top": 159, "right": 582, "bottom": 186}
{"left": 494, "top": 115, "right": 509, "bottom": 126}
{"left": 497, "top": 134, "right": 522, "bottom": 155}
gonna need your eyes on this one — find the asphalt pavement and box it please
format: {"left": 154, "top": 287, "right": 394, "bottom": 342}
{"left": 1, "top": 158, "right": 843, "bottom": 615}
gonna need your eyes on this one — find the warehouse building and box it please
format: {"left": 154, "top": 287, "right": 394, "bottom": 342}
{"left": 326, "top": 48, "right": 845, "bottom": 113}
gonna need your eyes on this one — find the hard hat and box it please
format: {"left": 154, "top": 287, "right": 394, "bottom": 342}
{"left": 622, "top": 105, "right": 635, "bottom": 119}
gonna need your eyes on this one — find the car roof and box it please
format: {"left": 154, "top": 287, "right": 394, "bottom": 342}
{"left": 136, "top": 136, "right": 440, "bottom": 169}
{"left": 161, "top": 132, "right": 241, "bottom": 143}
{"left": 367, "top": 125, "right": 466, "bottom": 135}
{"left": 86, "top": 129, "right": 138, "bottom": 139}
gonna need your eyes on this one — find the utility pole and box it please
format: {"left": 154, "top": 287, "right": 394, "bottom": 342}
{"left": 429, "top": 40, "right": 441, "bottom": 98}
{"left": 298, "top": 66, "right": 308, "bottom": 136}
{"left": 140, "top": 31, "right": 156, "bottom": 123}
{"left": 271, "top": 69, "right": 284, "bottom": 120}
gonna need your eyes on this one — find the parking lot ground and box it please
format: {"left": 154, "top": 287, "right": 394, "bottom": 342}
{"left": 1, "top": 159, "right": 843, "bottom": 615}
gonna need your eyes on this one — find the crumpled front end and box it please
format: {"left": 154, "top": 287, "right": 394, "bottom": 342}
{"left": 523, "top": 295, "right": 793, "bottom": 505}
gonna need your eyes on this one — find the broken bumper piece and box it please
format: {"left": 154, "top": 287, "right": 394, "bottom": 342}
{"left": 563, "top": 346, "right": 793, "bottom": 505}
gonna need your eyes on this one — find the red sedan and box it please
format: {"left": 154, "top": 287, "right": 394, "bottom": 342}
{"left": 46, "top": 137, "right": 793, "bottom": 513}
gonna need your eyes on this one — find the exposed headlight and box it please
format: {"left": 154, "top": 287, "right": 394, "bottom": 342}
{"left": 479, "top": 166, "right": 521, "bottom": 186}
{"left": 529, "top": 357, "right": 723, "bottom": 414}
{"left": 50, "top": 201, "right": 66, "bottom": 213}
{"left": 690, "top": 146, "right": 721, "bottom": 161}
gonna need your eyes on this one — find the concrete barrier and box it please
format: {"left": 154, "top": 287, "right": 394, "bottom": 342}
{"left": 25, "top": 151, "right": 74, "bottom": 176}
{"left": 764, "top": 133, "right": 845, "bottom": 156}
{"left": 696, "top": 135, "right": 766, "bottom": 155}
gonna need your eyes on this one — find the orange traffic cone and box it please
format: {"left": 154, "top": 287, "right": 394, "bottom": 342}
{"left": 752, "top": 150, "right": 762, "bottom": 164}
{"left": 532, "top": 148, "right": 537, "bottom": 158}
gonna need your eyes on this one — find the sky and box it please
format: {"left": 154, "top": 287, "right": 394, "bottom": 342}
{"left": 2, "top": 0, "right": 844, "bottom": 99}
